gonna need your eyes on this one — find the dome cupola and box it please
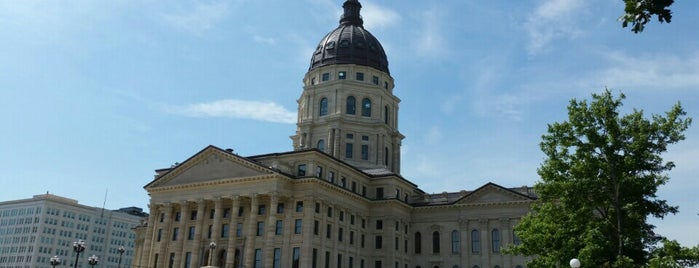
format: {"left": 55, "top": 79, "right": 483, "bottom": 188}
{"left": 309, "top": 0, "right": 389, "bottom": 74}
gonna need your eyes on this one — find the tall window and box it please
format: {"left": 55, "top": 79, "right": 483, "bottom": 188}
{"left": 361, "top": 98, "right": 371, "bottom": 116}
{"left": 384, "top": 106, "right": 389, "bottom": 124}
{"left": 184, "top": 252, "right": 192, "bottom": 268}
{"left": 292, "top": 247, "right": 301, "bottom": 268}
{"left": 319, "top": 97, "right": 328, "bottom": 116}
{"left": 221, "top": 224, "right": 229, "bottom": 238}
{"left": 471, "top": 230, "right": 480, "bottom": 253}
{"left": 275, "top": 220, "right": 283, "bottom": 235}
{"left": 322, "top": 73, "right": 330, "bottom": 81}
{"left": 432, "top": 231, "right": 440, "bottom": 253}
{"left": 256, "top": 222, "right": 264, "bottom": 236}
{"left": 513, "top": 230, "right": 521, "bottom": 245}
{"left": 295, "top": 219, "right": 303, "bottom": 234}
{"left": 356, "top": 72, "right": 364, "bottom": 81}
{"left": 491, "top": 229, "right": 501, "bottom": 253}
{"left": 346, "top": 96, "right": 356, "bottom": 114}
{"left": 273, "top": 248, "right": 281, "bottom": 268}
{"left": 188, "top": 226, "right": 195, "bottom": 240}
{"left": 384, "top": 147, "right": 389, "bottom": 165}
{"left": 345, "top": 143, "right": 353, "bottom": 158}
{"left": 451, "top": 230, "right": 460, "bottom": 253}
{"left": 414, "top": 232, "right": 422, "bottom": 254}
{"left": 361, "top": 145, "right": 369, "bottom": 160}
{"left": 297, "top": 164, "right": 306, "bottom": 176}
{"left": 254, "top": 249, "right": 263, "bottom": 268}
{"left": 317, "top": 139, "right": 325, "bottom": 152}
{"left": 338, "top": 71, "right": 346, "bottom": 80}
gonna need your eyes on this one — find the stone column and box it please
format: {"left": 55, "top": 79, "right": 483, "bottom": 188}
{"left": 243, "top": 194, "right": 259, "bottom": 268}
{"left": 264, "top": 193, "right": 278, "bottom": 262}
{"left": 157, "top": 203, "right": 173, "bottom": 268}
{"left": 225, "top": 196, "right": 240, "bottom": 267}
{"left": 300, "top": 196, "right": 315, "bottom": 266}
{"left": 210, "top": 197, "right": 223, "bottom": 266}
{"left": 174, "top": 201, "right": 188, "bottom": 267}
{"left": 191, "top": 199, "right": 206, "bottom": 267}
{"left": 480, "top": 219, "right": 490, "bottom": 268}
{"left": 141, "top": 203, "right": 158, "bottom": 268}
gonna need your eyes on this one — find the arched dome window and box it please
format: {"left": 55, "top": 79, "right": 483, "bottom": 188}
{"left": 317, "top": 140, "right": 325, "bottom": 152}
{"left": 362, "top": 98, "right": 371, "bottom": 117}
{"left": 346, "top": 96, "right": 356, "bottom": 115}
{"left": 319, "top": 97, "right": 328, "bottom": 116}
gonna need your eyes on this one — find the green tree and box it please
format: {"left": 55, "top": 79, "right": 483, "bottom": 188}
{"left": 507, "top": 90, "right": 691, "bottom": 267}
{"left": 620, "top": 0, "right": 674, "bottom": 33}
{"left": 648, "top": 239, "right": 699, "bottom": 267}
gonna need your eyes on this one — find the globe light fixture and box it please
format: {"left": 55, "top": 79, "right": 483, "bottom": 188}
{"left": 570, "top": 258, "right": 581, "bottom": 268}
{"left": 208, "top": 241, "right": 217, "bottom": 266}
{"left": 49, "top": 255, "right": 61, "bottom": 268}
{"left": 72, "top": 240, "right": 86, "bottom": 268}
{"left": 88, "top": 254, "right": 99, "bottom": 268}
{"left": 117, "top": 246, "right": 126, "bottom": 268}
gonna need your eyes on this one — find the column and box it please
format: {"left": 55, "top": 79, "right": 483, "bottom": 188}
{"left": 300, "top": 196, "right": 315, "bottom": 266}
{"left": 141, "top": 203, "right": 158, "bottom": 268}
{"left": 157, "top": 203, "right": 173, "bottom": 268}
{"left": 334, "top": 128, "right": 341, "bottom": 157}
{"left": 480, "top": 219, "right": 490, "bottom": 268}
{"left": 191, "top": 199, "right": 206, "bottom": 267}
{"left": 243, "top": 194, "right": 259, "bottom": 268}
{"left": 210, "top": 197, "right": 223, "bottom": 266}
{"left": 264, "top": 194, "right": 278, "bottom": 262}
{"left": 174, "top": 201, "right": 188, "bottom": 267}
{"left": 225, "top": 196, "right": 241, "bottom": 267}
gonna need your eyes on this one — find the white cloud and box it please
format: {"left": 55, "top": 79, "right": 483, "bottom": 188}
{"left": 595, "top": 51, "right": 699, "bottom": 91}
{"left": 169, "top": 99, "right": 296, "bottom": 124}
{"left": 253, "top": 35, "right": 276, "bottom": 45}
{"left": 525, "top": 0, "right": 584, "bottom": 54}
{"left": 360, "top": 2, "right": 400, "bottom": 30}
{"left": 413, "top": 7, "right": 447, "bottom": 57}
{"left": 161, "top": 0, "right": 231, "bottom": 34}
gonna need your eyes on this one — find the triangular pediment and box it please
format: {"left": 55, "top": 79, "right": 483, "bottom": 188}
{"left": 455, "top": 183, "right": 533, "bottom": 205}
{"left": 146, "top": 146, "right": 275, "bottom": 189}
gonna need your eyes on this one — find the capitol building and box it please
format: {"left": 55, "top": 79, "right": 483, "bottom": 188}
{"left": 133, "top": 1, "right": 535, "bottom": 268}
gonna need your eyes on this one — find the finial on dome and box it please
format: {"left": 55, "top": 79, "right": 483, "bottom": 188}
{"left": 339, "top": 0, "right": 363, "bottom": 27}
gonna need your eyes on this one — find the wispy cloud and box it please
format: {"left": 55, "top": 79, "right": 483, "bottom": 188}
{"left": 168, "top": 99, "right": 296, "bottom": 124}
{"left": 594, "top": 50, "right": 699, "bottom": 91}
{"left": 525, "top": 0, "right": 584, "bottom": 54}
{"left": 360, "top": 2, "right": 400, "bottom": 30}
{"left": 161, "top": 0, "right": 231, "bottom": 34}
{"left": 253, "top": 35, "right": 276, "bottom": 45}
{"left": 413, "top": 6, "right": 447, "bottom": 57}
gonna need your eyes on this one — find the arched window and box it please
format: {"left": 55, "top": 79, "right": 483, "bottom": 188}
{"left": 471, "top": 230, "right": 480, "bottom": 253}
{"left": 432, "top": 231, "right": 440, "bottom": 253}
{"left": 361, "top": 98, "right": 371, "bottom": 117}
{"left": 346, "top": 96, "right": 356, "bottom": 115}
{"left": 491, "top": 229, "right": 501, "bottom": 253}
{"left": 414, "top": 232, "right": 422, "bottom": 254}
{"left": 317, "top": 140, "right": 325, "bottom": 152}
{"left": 319, "top": 97, "right": 328, "bottom": 116}
{"left": 384, "top": 105, "right": 389, "bottom": 124}
{"left": 451, "top": 230, "right": 460, "bottom": 253}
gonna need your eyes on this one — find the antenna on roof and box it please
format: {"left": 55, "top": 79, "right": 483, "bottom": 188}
{"left": 100, "top": 188, "right": 108, "bottom": 218}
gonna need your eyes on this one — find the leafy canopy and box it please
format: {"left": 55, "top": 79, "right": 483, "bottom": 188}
{"left": 507, "top": 90, "right": 691, "bottom": 267}
{"left": 620, "top": 0, "right": 674, "bottom": 33}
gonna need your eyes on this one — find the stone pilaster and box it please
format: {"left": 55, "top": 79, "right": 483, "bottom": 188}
{"left": 225, "top": 196, "right": 241, "bottom": 267}
{"left": 243, "top": 194, "right": 259, "bottom": 268}
{"left": 191, "top": 199, "right": 206, "bottom": 267}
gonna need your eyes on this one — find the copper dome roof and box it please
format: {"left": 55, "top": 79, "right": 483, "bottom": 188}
{"left": 309, "top": 0, "right": 389, "bottom": 74}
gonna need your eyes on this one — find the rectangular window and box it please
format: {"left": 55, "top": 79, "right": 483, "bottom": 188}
{"left": 345, "top": 143, "right": 353, "bottom": 158}
{"left": 338, "top": 71, "right": 346, "bottom": 80}
{"left": 172, "top": 228, "right": 178, "bottom": 241}
{"left": 338, "top": 254, "right": 343, "bottom": 268}
{"left": 273, "top": 248, "right": 281, "bottom": 268}
{"left": 376, "top": 187, "right": 384, "bottom": 199}
{"left": 322, "top": 73, "right": 330, "bottom": 81}
{"left": 188, "top": 226, "right": 195, "bottom": 240}
{"left": 277, "top": 203, "right": 284, "bottom": 214}
{"left": 361, "top": 234, "right": 365, "bottom": 248}
{"left": 362, "top": 135, "right": 369, "bottom": 141}
{"left": 184, "top": 252, "right": 192, "bottom": 268}
{"left": 351, "top": 182, "right": 357, "bottom": 192}
{"left": 315, "top": 202, "right": 321, "bottom": 213}
{"left": 395, "top": 237, "right": 399, "bottom": 250}
{"left": 223, "top": 208, "right": 230, "bottom": 218}
{"left": 296, "top": 201, "right": 304, "bottom": 212}
{"left": 175, "top": 212, "right": 181, "bottom": 221}
{"left": 157, "top": 229, "right": 162, "bottom": 241}
{"left": 313, "top": 248, "right": 318, "bottom": 268}
{"left": 297, "top": 164, "right": 307, "bottom": 176}
{"left": 207, "top": 225, "right": 212, "bottom": 239}
{"left": 256, "top": 222, "right": 264, "bottom": 236}
{"left": 325, "top": 251, "right": 331, "bottom": 268}
{"left": 275, "top": 220, "right": 283, "bottom": 235}
{"left": 238, "top": 207, "right": 244, "bottom": 217}
{"left": 339, "top": 211, "right": 344, "bottom": 221}
{"left": 292, "top": 247, "right": 301, "bottom": 268}
{"left": 236, "top": 223, "right": 243, "bottom": 237}
{"left": 372, "top": 76, "right": 379, "bottom": 85}
{"left": 361, "top": 145, "right": 369, "bottom": 160}
{"left": 210, "top": 209, "right": 215, "bottom": 219}
{"left": 384, "top": 81, "right": 389, "bottom": 89}
{"left": 314, "top": 220, "right": 320, "bottom": 235}
{"left": 350, "top": 215, "right": 355, "bottom": 225}
{"left": 356, "top": 72, "right": 364, "bottom": 81}
{"left": 317, "top": 166, "right": 323, "bottom": 178}
{"left": 169, "top": 252, "right": 175, "bottom": 268}
{"left": 346, "top": 133, "right": 354, "bottom": 139}
{"left": 375, "top": 261, "right": 382, "bottom": 268}
{"left": 258, "top": 205, "right": 266, "bottom": 215}
{"left": 338, "top": 227, "right": 344, "bottom": 241}
{"left": 254, "top": 249, "right": 263, "bottom": 268}
{"left": 326, "top": 224, "right": 332, "bottom": 239}
{"left": 295, "top": 219, "right": 303, "bottom": 234}
{"left": 221, "top": 224, "right": 229, "bottom": 238}
{"left": 328, "top": 171, "right": 335, "bottom": 183}
{"left": 376, "top": 220, "right": 383, "bottom": 230}
{"left": 340, "top": 177, "right": 347, "bottom": 188}
{"left": 350, "top": 231, "right": 355, "bottom": 244}
{"left": 327, "top": 207, "right": 333, "bottom": 218}
{"left": 362, "top": 186, "right": 367, "bottom": 196}
{"left": 376, "top": 235, "right": 383, "bottom": 249}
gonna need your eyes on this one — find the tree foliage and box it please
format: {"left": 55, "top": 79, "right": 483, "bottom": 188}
{"left": 507, "top": 90, "right": 691, "bottom": 267}
{"left": 648, "top": 239, "right": 699, "bottom": 267}
{"left": 620, "top": 0, "right": 674, "bottom": 33}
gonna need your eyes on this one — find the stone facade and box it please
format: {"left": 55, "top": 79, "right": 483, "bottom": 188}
{"left": 134, "top": 1, "right": 534, "bottom": 268}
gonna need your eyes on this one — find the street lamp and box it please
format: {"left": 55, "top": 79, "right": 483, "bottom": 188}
{"left": 570, "top": 258, "right": 581, "bottom": 268}
{"left": 117, "top": 246, "right": 126, "bottom": 268}
{"left": 88, "top": 254, "right": 99, "bottom": 268}
{"left": 208, "top": 241, "right": 217, "bottom": 267}
{"left": 49, "top": 255, "right": 61, "bottom": 268}
{"left": 72, "top": 240, "right": 86, "bottom": 268}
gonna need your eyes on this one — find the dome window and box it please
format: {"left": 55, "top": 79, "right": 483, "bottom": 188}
{"left": 338, "top": 71, "right": 346, "bottom": 80}
{"left": 340, "top": 40, "right": 350, "bottom": 48}
{"left": 319, "top": 98, "right": 328, "bottom": 116}
{"left": 361, "top": 98, "right": 371, "bottom": 117}
{"left": 314, "top": 45, "right": 322, "bottom": 54}
{"left": 346, "top": 96, "right": 356, "bottom": 115}
{"left": 356, "top": 72, "right": 364, "bottom": 81}
{"left": 325, "top": 41, "right": 336, "bottom": 50}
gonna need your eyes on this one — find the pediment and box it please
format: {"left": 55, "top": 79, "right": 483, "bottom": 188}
{"left": 454, "top": 183, "right": 532, "bottom": 205}
{"left": 146, "top": 146, "right": 274, "bottom": 189}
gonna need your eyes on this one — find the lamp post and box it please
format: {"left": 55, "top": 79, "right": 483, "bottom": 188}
{"left": 87, "top": 254, "right": 99, "bottom": 268}
{"left": 49, "top": 255, "right": 61, "bottom": 268}
{"left": 570, "top": 258, "right": 581, "bottom": 268}
{"left": 208, "top": 241, "right": 217, "bottom": 267}
{"left": 117, "top": 246, "right": 125, "bottom": 268}
{"left": 72, "top": 239, "right": 86, "bottom": 268}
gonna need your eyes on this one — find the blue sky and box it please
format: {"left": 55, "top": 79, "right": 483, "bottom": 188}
{"left": 1, "top": 0, "right": 698, "bottom": 246}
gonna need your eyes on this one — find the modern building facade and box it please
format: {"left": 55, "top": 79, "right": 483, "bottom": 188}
{"left": 134, "top": 1, "right": 535, "bottom": 268}
{"left": 0, "top": 193, "right": 147, "bottom": 268}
